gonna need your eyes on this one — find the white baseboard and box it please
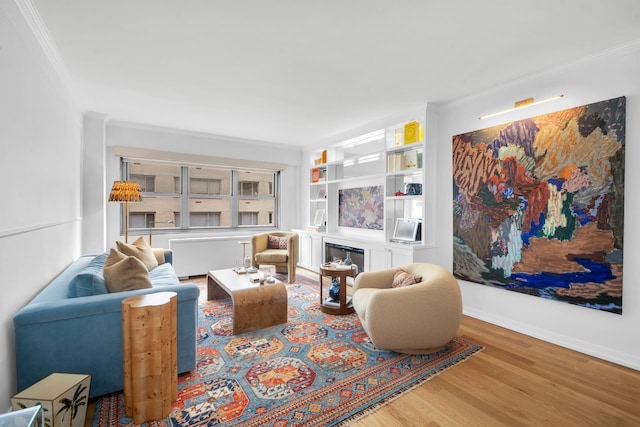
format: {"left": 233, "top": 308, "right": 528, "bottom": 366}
{"left": 463, "top": 307, "right": 640, "bottom": 371}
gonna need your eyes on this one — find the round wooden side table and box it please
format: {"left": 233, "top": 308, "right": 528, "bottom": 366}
{"left": 319, "top": 265, "right": 356, "bottom": 315}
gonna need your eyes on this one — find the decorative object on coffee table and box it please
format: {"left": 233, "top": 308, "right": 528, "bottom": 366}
{"left": 240, "top": 240, "right": 250, "bottom": 268}
{"left": 231, "top": 240, "right": 256, "bottom": 274}
{"left": 122, "top": 292, "right": 177, "bottom": 424}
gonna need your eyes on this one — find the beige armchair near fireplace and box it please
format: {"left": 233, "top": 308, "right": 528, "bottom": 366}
{"left": 251, "top": 232, "right": 298, "bottom": 283}
{"left": 352, "top": 262, "right": 462, "bottom": 354}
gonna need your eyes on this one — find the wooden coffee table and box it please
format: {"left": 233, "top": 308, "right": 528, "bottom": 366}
{"left": 207, "top": 269, "right": 287, "bottom": 334}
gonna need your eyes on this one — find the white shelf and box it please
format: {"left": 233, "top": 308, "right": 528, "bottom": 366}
{"left": 386, "top": 168, "right": 422, "bottom": 177}
{"left": 323, "top": 173, "right": 384, "bottom": 185}
{"left": 386, "top": 195, "right": 422, "bottom": 201}
{"left": 386, "top": 141, "right": 424, "bottom": 153}
{"left": 307, "top": 113, "right": 428, "bottom": 244}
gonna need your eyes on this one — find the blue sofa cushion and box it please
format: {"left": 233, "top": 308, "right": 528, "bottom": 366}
{"left": 67, "top": 253, "right": 109, "bottom": 298}
{"left": 68, "top": 273, "right": 108, "bottom": 297}
{"left": 149, "top": 262, "right": 180, "bottom": 286}
{"left": 67, "top": 252, "right": 179, "bottom": 298}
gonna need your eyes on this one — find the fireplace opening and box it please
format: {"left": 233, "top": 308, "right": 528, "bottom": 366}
{"left": 324, "top": 242, "right": 364, "bottom": 277}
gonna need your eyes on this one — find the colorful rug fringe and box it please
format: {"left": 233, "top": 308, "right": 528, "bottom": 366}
{"left": 93, "top": 274, "right": 482, "bottom": 426}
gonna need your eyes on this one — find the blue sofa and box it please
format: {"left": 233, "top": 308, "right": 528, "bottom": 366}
{"left": 13, "top": 249, "right": 200, "bottom": 398}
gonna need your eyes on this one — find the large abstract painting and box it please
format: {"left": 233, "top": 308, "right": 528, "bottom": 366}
{"left": 339, "top": 186, "right": 384, "bottom": 230}
{"left": 452, "top": 97, "right": 625, "bottom": 314}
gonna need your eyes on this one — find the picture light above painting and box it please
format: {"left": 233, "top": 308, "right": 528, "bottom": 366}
{"left": 453, "top": 96, "right": 625, "bottom": 314}
{"left": 479, "top": 94, "right": 565, "bottom": 120}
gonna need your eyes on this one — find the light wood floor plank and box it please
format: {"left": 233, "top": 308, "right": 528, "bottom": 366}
{"left": 352, "top": 315, "right": 640, "bottom": 426}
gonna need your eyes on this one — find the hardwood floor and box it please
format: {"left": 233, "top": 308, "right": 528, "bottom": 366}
{"left": 350, "top": 315, "right": 640, "bottom": 426}
{"left": 85, "top": 272, "right": 640, "bottom": 426}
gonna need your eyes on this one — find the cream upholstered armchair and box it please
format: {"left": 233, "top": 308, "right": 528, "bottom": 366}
{"left": 251, "top": 232, "right": 299, "bottom": 283}
{"left": 352, "top": 263, "right": 462, "bottom": 354}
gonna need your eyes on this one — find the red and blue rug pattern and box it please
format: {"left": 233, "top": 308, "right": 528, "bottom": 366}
{"left": 94, "top": 274, "right": 482, "bottom": 426}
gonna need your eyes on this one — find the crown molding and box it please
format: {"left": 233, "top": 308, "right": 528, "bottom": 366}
{"left": 112, "top": 145, "right": 288, "bottom": 172}
{"left": 13, "top": 0, "right": 80, "bottom": 108}
{"left": 107, "top": 119, "right": 300, "bottom": 152}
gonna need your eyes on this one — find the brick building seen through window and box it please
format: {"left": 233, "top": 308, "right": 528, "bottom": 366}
{"left": 124, "top": 161, "right": 277, "bottom": 231}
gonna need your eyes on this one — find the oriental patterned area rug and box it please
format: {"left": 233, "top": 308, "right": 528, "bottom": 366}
{"left": 93, "top": 274, "right": 482, "bottom": 426}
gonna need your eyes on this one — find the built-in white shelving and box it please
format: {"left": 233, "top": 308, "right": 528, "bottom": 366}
{"left": 299, "top": 106, "right": 438, "bottom": 272}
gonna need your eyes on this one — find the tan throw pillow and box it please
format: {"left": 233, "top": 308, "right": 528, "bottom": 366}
{"left": 152, "top": 248, "right": 166, "bottom": 265}
{"left": 116, "top": 236, "right": 159, "bottom": 271}
{"left": 392, "top": 268, "right": 422, "bottom": 288}
{"left": 103, "top": 248, "right": 152, "bottom": 293}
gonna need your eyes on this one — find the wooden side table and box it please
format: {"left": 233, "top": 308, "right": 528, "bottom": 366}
{"left": 319, "top": 265, "right": 356, "bottom": 315}
{"left": 11, "top": 373, "right": 91, "bottom": 427}
{"left": 122, "top": 292, "right": 177, "bottom": 424}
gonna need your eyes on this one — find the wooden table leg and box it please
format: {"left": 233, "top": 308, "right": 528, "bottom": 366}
{"left": 207, "top": 273, "right": 231, "bottom": 300}
{"left": 232, "top": 284, "right": 288, "bottom": 334}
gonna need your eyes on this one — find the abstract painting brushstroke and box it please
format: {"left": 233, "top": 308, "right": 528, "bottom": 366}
{"left": 452, "top": 96, "right": 625, "bottom": 314}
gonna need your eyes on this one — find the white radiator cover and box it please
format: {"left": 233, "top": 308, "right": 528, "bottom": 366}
{"left": 169, "top": 236, "right": 250, "bottom": 278}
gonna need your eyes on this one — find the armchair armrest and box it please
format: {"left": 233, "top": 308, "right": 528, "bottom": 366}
{"left": 352, "top": 268, "right": 396, "bottom": 293}
{"left": 251, "top": 234, "right": 269, "bottom": 259}
{"left": 286, "top": 233, "right": 299, "bottom": 262}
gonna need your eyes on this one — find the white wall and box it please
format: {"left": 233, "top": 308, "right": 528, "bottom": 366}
{"left": 101, "top": 122, "right": 304, "bottom": 274}
{"left": 434, "top": 42, "right": 640, "bottom": 369}
{"left": 0, "top": 1, "right": 83, "bottom": 409}
{"left": 82, "top": 112, "right": 108, "bottom": 254}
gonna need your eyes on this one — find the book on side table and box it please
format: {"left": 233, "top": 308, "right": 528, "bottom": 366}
{"left": 323, "top": 296, "right": 352, "bottom": 308}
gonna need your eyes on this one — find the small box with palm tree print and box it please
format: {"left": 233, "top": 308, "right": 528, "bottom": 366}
{"left": 11, "top": 373, "right": 91, "bottom": 427}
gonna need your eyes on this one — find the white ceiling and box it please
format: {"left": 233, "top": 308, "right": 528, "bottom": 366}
{"left": 31, "top": 0, "right": 640, "bottom": 147}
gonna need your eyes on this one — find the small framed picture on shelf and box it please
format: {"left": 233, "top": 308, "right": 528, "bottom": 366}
{"left": 313, "top": 209, "right": 325, "bottom": 226}
{"left": 316, "top": 188, "right": 327, "bottom": 199}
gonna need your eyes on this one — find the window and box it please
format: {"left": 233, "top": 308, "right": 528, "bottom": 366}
{"left": 130, "top": 173, "right": 155, "bottom": 192}
{"left": 123, "top": 161, "right": 278, "bottom": 232}
{"left": 190, "top": 212, "right": 221, "bottom": 226}
{"left": 129, "top": 212, "right": 155, "bottom": 228}
{"left": 240, "top": 181, "right": 259, "bottom": 196}
{"left": 128, "top": 163, "right": 181, "bottom": 229}
{"left": 191, "top": 177, "right": 222, "bottom": 195}
{"left": 238, "top": 171, "right": 275, "bottom": 226}
{"left": 239, "top": 212, "right": 258, "bottom": 225}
